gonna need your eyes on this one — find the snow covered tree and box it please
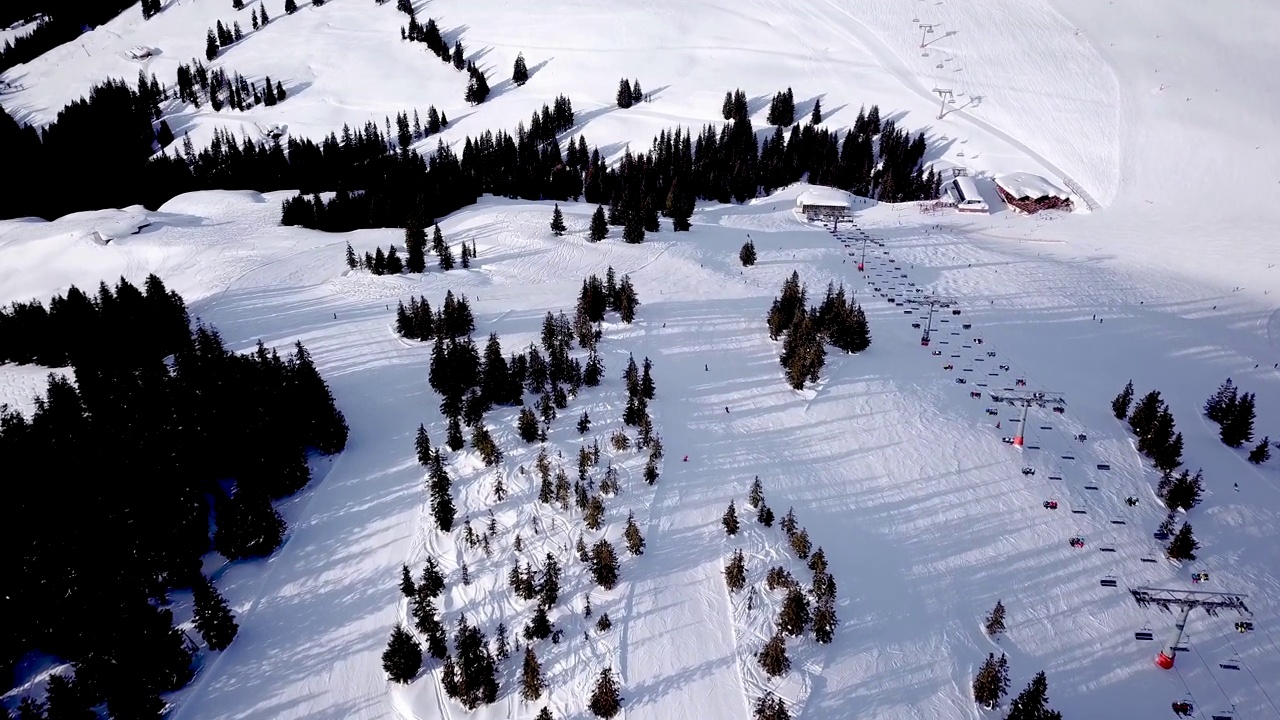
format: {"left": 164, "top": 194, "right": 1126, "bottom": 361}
{"left": 722, "top": 500, "right": 740, "bottom": 536}
{"left": 1111, "top": 380, "right": 1134, "bottom": 420}
{"left": 724, "top": 549, "right": 747, "bottom": 592}
{"left": 590, "top": 539, "right": 620, "bottom": 590}
{"left": 447, "top": 616, "right": 500, "bottom": 708}
{"left": 740, "top": 240, "right": 757, "bottom": 266}
{"left": 984, "top": 599, "right": 1006, "bottom": 637}
{"left": 588, "top": 667, "right": 623, "bottom": 718}
{"left": 192, "top": 575, "right": 239, "bottom": 651}
{"left": 972, "top": 653, "right": 1010, "bottom": 710}
{"left": 1166, "top": 522, "right": 1199, "bottom": 562}
{"left": 756, "top": 634, "right": 791, "bottom": 678}
{"left": 520, "top": 647, "right": 546, "bottom": 701}
{"left": 550, "top": 204, "right": 566, "bottom": 236}
{"left": 777, "top": 587, "right": 810, "bottom": 636}
{"left": 512, "top": 52, "right": 530, "bottom": 86}
{"left": 1005, "top": 671, "right": 1062, "bottom": 720}
{"left": 754, "top": 692, "right": 790, "bottom": 720}
{"left": 589, "top": 205, "right": 609, "bottom": 241}
{"left": 624, "top": 511, "right": 645, "bottom": 555}
{"left": 1249, "top": 436, "right": 1271, "bottom": 464}
{"left": 382, "top": 624, "right": 422, "bottom": 684}
{"left": 748, "top": 476, "right": 764, "bottom": 509}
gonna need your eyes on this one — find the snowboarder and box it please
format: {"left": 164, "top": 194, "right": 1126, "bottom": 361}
{"left": 725, "top": 406, "right": 730, "bottom": 413}
{"left": 333, "top": 313, "right": 337, "bottom": 319}
{"left": 996, "top": 422, "right": 1001, "bottom": 429}
{"left": 705, "top": 364, "right": 708, "bottom": 371}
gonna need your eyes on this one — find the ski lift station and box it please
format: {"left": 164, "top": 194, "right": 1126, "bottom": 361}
{"left": 945, "top": 168, "right": 989, "bottom": 214}
{"left": 796, "top": 186, "right": 855, "bottom": 221}
{"left": 995, "top": 172, "right": 1074, "bottom": 214}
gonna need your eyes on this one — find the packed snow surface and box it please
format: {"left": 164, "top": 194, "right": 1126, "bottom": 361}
{"left": 2, "top": 0, "right": 1280, "bottom": 718}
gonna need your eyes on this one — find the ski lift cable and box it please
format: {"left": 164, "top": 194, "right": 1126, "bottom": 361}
{"left": 1173, "top": 665, "right": 1204, "bottom": 717}
{"left": 1223, "top": 621, "right": 1280, "bottom": 718}
{"left": 1189, "top": 637, "right": 1237, "bottom": 712}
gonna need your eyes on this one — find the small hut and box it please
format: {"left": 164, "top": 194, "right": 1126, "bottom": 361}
{"left": 995, "top": 173, "right": 1073, "bottom": 214}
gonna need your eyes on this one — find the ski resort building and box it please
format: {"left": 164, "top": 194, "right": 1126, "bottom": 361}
{"left": 946, "top": 169, "right": 989, "bottom": 214}
{"left": 994, "top": 173, "right": 1074, "bottom": 214}
{"left": 796, "top": 187, "right": 854, "bottom": 221}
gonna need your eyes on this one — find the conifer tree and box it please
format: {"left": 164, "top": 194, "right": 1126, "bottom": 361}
{"left": 724, "top": 548, "right": 747, "bottom": 592}
{"left": 460, "top": 242, "right": 471, "bottom": 268}
{"left": 1111, "top": 380, "right": 1134, "bottom": 420}
{"left": 520, "top": 646, "right": 546, "bottom": 701}
{"left": 585, "top": 495, "right": 605, "bottom": 530}
{"left": 518, "top": 407, "right": 539, "bottom": 443}
{"left": 622, "top": 213, "right": 645, "bottom": 244}
{"left": 1166, "top": 522, "right": 1199, "bottom": 561}
{"left": 415, "top": 424, "right": 433, "bottom": 466}
{"left": 1204, "top": 378, "right": 1237, "bottom": 424}
{"left": 984, "top": 599, "right": 1006, "bottom": 637}
{"left": 44, "top": 673, "right": 95, "bottom": 720}
{"left": 757, "top": 504, "right": 774, "bottom": 527}
{"left": 589, "top": 205, "right": 609, "bottom": 241}
{"left": 1221, "top": 391, "right": 1256, "bottom": 447}
{"left": 810, "top": 97, "right": 823, "bottom": 125}
{"left": 400, "top": 564, "right": 417, "bottom": 597}
{"left": 345, "top": 241, "right": 358, "bottom": 270}
{"left": 788, "top": 528, "right": 811, "bottom": 559}
{"left": 550, "top": 204, "right": 566, "bottom": 236}
{"left": 1005, "top": 671, "right": 1062, "bottom": 720}
{"left": 431, "top": 224, "right": 446, "bottom": 255}
{"left": 778, "top": 586, "right": 811, "bottom": 636}
{"left": 616, "top": 79, "right": 633, "bottom": 109}
{"left": 410, "top": 593, "right": 448, "bottom": 659}
{"left": 624, "top": 511, "right": 645, "bottom": 555}
{"left": 756, "top": 634, "right": 790, "bottom": 678}
{"left": 577, "top": 411, "right": 591, "bottom": 434}
{"left": 446, "top": 414, "right": 465, "bottom": 451}
{"left": 512, "top": 52, "right": 530, "bottom": 86}
{"left": 405, "top": 222, "right": 426, "bottom": 273}
{"left": 748, "top": 476, "right": 764, "bottom": 509}
{"left": 258, "top": 1, "right": 269, "bottom": 23}
{"left": 420, "top": 556, "right": 445, "bottom": 597}
{"left": 385, "top": 245, "right": 404, "bottom": 274}
{"left": 631, "top": 79, "right": 643, "bottom": 105}
{"left": 723, "top": 500, "right": 740, "bottom": 536}
{"left": 382, "top": 624, "right": 422, "bottom": 684}
{"left": 588, "top": 667, "right": 623, "bottom": 719}
{"left": 812, "top": 597, "right": 837, "bottom": 644}
{"left": 193, "top": 575, "right": 239, "bottom": 651}
{"left": 1248, "top": 436, "right": 1271, "bottom": 464}
{"left": 1127, "top": 389, "right": 1163, "bottom": 438}
{"left": 590, "top": 539, "right": 620, "bottom": 590}
{"left": 234, "top": 0, "right": 245, "bottom": 9}
{"left": 285, "top": 0, "right": 298, "bottom": 13}
{"left": 596, "top": 612, "right": 613, "bottom": 633}
{"left": 535, "top": 707, "right": 555, "bottom": 720}
{"left": 439, "top": 242, "right": 456, "bottom": 270}
{"left": 206, "top": 29, "right": 220, "bottom": 61}
{"left": 740, "top": 240, "right": 757, "bottom": 266}
{"left": 972, "top": 653, "right": 1010, "bottom": 710}
{"left": 754, "top": 692, "right": 790, "bottom": 720}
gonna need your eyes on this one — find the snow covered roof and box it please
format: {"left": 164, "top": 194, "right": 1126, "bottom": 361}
{"left": 796, "top": 186, "right": 852, "bottom": 208}
{"left": 995, "top": 173, "right": 1069, "bottom": 200}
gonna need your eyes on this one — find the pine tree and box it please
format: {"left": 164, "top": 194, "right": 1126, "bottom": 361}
{"left": 1111, "top": 380, "right": 1134, "bottom": 420}
{"left": 748, "top": 476, "right": 764, "bottom": 509}
{"left": 724, "top": 548, "right": 747, "bottom": 592}
{"left": 972, "top": 653, "right": 1010, "bottom": 710}
{"left": 788, "top": 528, "right": 811, "bottom": 559}
{"left": 44, "top": 673, "right": 95, "bottom": 720}
{"left": 590, "top": 539, "right": 620, "bottom": 590}
{"left": 438, "top": 242, "right": 456, "bottom": 270}
{"left": 460, "top": 242, "right": 471, "bottom": 269}
{"left": 192, "top": 575, "right": 239, "bottom": 651}
{"left": 616, "top": 78, "right": 633, "bottom": 109}
{"left": 589, "top": 205, "right": 609, "bottom": 241}
{"left": 757, "top": 504, "right": 774, "bottom": 527}
{"left": 1249, "top": 435, "right": 1271, "bottom": 464}
{"left": 400, "top": 564, "right": 417, "bottom": 597}
{"left": 596, "top": 612, "right": 613, "bottom": 633}
{"left": 585, "top": 495, "right": 605, "bottom": 530}
{"left": 739, "top": 240, "right": 757, "bottom": 266}
{"left": 206, "top": 28, "right": 220, "bottom": 61}
{"left": 577, "top": 411, "right": 591, "bottom": 434}
{"left": 550, "top": 204, "right": 566, "bottom": 236}
{"left": 722, "top": 500, "right": 740, "bottom": 536}
{"left": 722, "top": 90, "right": 735, "bottom": 120}
{"left": 382, "top": 624, "right": 423, "bottom": 684}
{"left": 535, "top": 707, "right": 555, "bottom": 720}
{"left": 756, "top": 634, "right": 791, "bottom": 678}
{"left": 1221, "top": 391, "right": 1256, "bottom": 448}
{"left": 345, "top": 242, "right": 358, "bottom": 269}
{"left": 258, "top": 1, "right": 269, "bottom": 23}
{"left": 415, "top": 424, "right": 432, "bottom": 466}
{"left": 446, "top": 414, "right": 465, "bottom": 451}
{"left": 778, "top": 587, "right": 811, "bottom": 636}
{"left": 420, "top": 556, "right": 445, "bottom": 597}
{"left": 812, "top": 597, "right": 837, "bottom": 644}
{"left": 754, "top": 692, "right": 790, "bottom": 720}
{"left": 631, "top": 78, "right": 643, "bottom": 105}
{"left": 1204, "top": 378, "right": 1237, "bottom": 424}
{"left": 405, "top": 223, "right": 426, "bottom": 273}
{"left": 520, "top": 646, "right": 546, "bottom": 701}
{"left": 518, "top": 407, "right": 539, "bottom": 443}
{"left": 285, "top": 0, "right": 298, "bottom": 13}
{"left": 588, "top": 667, "right": 623, "bottom": 719}
{"left": 810, "top": 97, "right": 822, "bottom": 125}
{"left": 1005, "top": 671, "right": 1062, "bottom": 720}
{"left": 624, "top": 510, "right": 645, "bottom": 555}
{"left": 622, "top": 213, "right": 645, "bottom": 244}
{"left": 512, "top": 52, "right": 530, "bottom": 86}
{"left": 984, "top": 599, "right": 1006, "bottom": 636}
{"left": 1166, "top": 522, "right": 1199, "bottom": 562}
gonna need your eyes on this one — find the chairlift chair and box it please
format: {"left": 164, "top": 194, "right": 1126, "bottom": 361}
{"left": 1218, "top": 655, "right": 1241, "bottom": 671}
{"left": 1135, "top": 626, "right": 1155, "bottom": 641}
{"left": 1172, "top": 700, "right": 1194, "bottom": 718}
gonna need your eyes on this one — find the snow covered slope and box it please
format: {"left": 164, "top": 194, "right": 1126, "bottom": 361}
{"left": 3, "top": 187, "right": 1279, "bottom": 720}
{"left": 3, "top": 0, "right": 1280, "bottom": 718}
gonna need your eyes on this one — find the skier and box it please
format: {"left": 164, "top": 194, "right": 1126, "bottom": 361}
{"left": 683, "top": 455, "right": 688, "bottom": 462}
{"left": 705, "top": 364, "right": 708, "bottom": 371}
{"left": 996, "top": 421, "right": 1001, "bottom": 429}
{"left": 725, "top": 406, "right": 730, "bottom": 413}
{"left": 333, "top": 312, "right": 337, "bottom": 319}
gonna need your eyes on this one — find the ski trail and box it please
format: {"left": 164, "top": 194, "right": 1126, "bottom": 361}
{"left": 815, "top": 0, "right": 1102, "bottom": 211}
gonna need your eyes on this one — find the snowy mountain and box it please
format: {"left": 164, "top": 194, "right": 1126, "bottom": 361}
{"left": 2, "top": 1, "right": 1279, "bottom": 720}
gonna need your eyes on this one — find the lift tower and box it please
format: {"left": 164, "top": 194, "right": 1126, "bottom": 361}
{"left": 907, "top": 295, "right": 957, "bottom": 347}
{"left": 1130, "top": 587, "right": 1252, "bottom": 669}
{"left": 987, "top": 389, "right": 1066, "bottom": 447}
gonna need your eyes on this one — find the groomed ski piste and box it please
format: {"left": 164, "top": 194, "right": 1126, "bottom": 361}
{"left": 3, "top": 0, "right": 1280, "bottom": 719}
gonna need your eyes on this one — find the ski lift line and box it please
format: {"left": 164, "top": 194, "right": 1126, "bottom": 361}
{"left": 1224, "top": 620, "right": 1280, "bottom": 718}
{"left": 1189, "top": 638, "right": 1240, "bottom": 714}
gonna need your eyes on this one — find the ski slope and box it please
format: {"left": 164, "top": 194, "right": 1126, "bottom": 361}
{"left": 3, "top": 186, "right": 1280, "bottom": 720}
{"left": 2, "top": 0, "right": 1280, "bottom": 718}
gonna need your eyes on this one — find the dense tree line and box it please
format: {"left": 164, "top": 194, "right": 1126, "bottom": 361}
{"left": 1111, "top": 382, "right": 1184, "bottom": 473}
{"left": 0, "top": 275, "right": 347, "bottom": 716}
{"left": 766, "top": 274, "right": 871, "bottom": 390}
{"left": 175, "top": 57, "right": 287, "bottom": 112}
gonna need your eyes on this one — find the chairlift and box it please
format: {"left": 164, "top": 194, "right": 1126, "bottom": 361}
{"left": 1210, "top": 713, "right": 1236, "bottom": 720}
{"left": 1100, "top": 576, "right": 1118, "bottom": 588}
{"left": 1135, "top": 627, "right": 1155, "bottom": 641}
{"left": 1172, "top": 700, "right": 1194, "bottom": 718}
{"left": 1218, "top": 655, "right": 1241, "bottom": 671}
